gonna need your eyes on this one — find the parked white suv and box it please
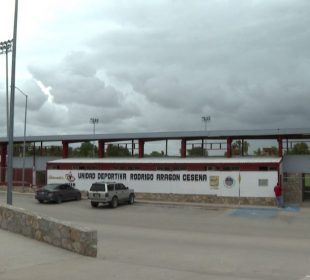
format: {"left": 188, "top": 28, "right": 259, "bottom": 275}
{"left": 87, "top": 182, "right": 135, "bottom": 208}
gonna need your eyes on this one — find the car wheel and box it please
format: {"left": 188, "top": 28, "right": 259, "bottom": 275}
{"left": 91, "top": 201, "right": 99, "bottom": 208}
{"left": 128, "top": 194, "right": 135, "bottom": 205}
{"left": 110, "top": 196, "right": 118, "bottom": 208}
{"left": 38, "top": 199, "right": 44, "bottom": 204}
{"left": 56, "top": 196, "right": 62, "bottom": 204}
{"left": 76, "top": 193, "right": 81, "bottom": 201}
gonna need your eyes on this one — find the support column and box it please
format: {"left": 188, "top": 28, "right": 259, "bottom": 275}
{"left": 227, "top": 137, "right": 232, "bottom": 158}
{"left": 98, "top": 140, "right": 105, "bottom": 158}
{"left": 0, "top": 143, "right": 7, "bottom": 183}
{"left": 286, "top": 139, "right": 289, "bottom": 154}
{"left": 40, "top": 141, "right": 43, "bottom": 156}
{"left": 138, "top": 139, "right": 144, "bottom": 158}
{"left": 277, "top": 137, "right": 283, "bottom": 157}
{"left": 32, "top": 142, "right": 36, "bottom": 186}
{"left": 62, "top": 141, "right": 69, "bottom": 158}
{"left": 181, "top": 139, "right": 187, "bottom": 158}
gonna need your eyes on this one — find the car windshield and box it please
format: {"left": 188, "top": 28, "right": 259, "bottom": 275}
{"left": 90, "top": 184, "right": 105, "bottom": 192}
{"left": 41, "top": 184, "right": 59, "bottom": 191}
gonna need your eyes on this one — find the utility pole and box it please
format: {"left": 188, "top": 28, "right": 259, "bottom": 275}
{"left": 201, "top": 116, "right": 211, "bottom": 156}
{"left": 7, "top": 0, "right": 19, "bottom": 205}
{"left": 0, "top": 40, "right": 13, "bottom": 136}
{"left": 201, "top": 115, "right": 211, "bottom": 131}
{"left": 15, "top": 87, "right": 28, "bottom": 192}
{"left": 90, "top": 118, "right": 99, "bottom": 157}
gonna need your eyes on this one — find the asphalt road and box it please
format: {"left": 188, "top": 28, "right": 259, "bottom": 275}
{"left": 1, "top": 192, "right": 310, "bottom": 280}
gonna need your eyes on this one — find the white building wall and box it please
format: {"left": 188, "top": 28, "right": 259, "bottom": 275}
{"left": 47, "top": 169, "right": 278, "bottom": 198}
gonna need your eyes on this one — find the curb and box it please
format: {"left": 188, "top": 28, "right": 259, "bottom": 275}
{"left": 0, "top": 191, "right": 282, "bottom": 210}
{"left": 134, "top": 199, "right": 276, "bottom": 210}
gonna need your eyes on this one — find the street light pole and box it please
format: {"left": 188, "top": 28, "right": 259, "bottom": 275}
{"left": 7, "top": 0, "right": 19, "bottom": 205}
{"left": 90, "top": 118, "right": 99, "bottom": 157}
{"left": 201, "top": 116, "right": 211, "bottom": 156}
{"left": 0, "top": 40, "right": 13, "bottom": 136}
{"left": 15, "top": 86, "right": 28, "bottom": 192}
{"left": 201, "top": 115, "right": 211, "bottom": 131}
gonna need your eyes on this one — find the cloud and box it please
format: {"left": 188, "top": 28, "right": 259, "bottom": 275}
{"left": 85, "top": 0, "right": 310, "bottom": 130}
{"left": 1, "top": 0, "right": 310, "bottom": 137}
{"left": 28, "top": 51, "right": 123, "bottom": 108}
{"left": 25, "top": 51, "right": 142, "bottom": 135}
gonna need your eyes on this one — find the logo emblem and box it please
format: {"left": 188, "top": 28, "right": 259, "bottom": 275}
{"left": 224, "top": 176, "right": 235, "bottom": 189}
{"left": 65, "top": 172, "right": 76, "bottom": 182}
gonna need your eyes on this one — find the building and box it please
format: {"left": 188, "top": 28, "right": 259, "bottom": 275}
{"left": 1, "top": 128, "right": 310, "bottom": 205}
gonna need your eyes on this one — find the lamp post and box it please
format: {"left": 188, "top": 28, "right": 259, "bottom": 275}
{"left": 0, "top": 39, "right": 13, "bottom": 136}
{"left": 201, "top": 115, "right": 211, "bottom": 131}
{"left": 15, "top": 86, "right": 28, "bottom": 192}
{"left": 90, "top": 118, "right": 99, "bottom": 157}
{"left": 7, "top": 0, "right": 19, "bottom": 205}
{"left": 201, "top": 116, "right": 211, "bottom": 156}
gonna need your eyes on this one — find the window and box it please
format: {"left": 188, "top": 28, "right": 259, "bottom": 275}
{"left": 157, "top": 167, "right": 172, "bottom": 171}
{"left": 258, "top": 179, "right": 268, "bottom": 187}
{"left": 259, "top": 166, "right": 268, "bottom": 171}
{"left": 108, "top": 184, "right": 114, "bottom": 191}
{"left": 128, "top": 167, "right": 141, "bottom": 170}
{"left": 207, "top": 166, "right": 221, "bottom": 171}
{"left": 115, "top": 184, "right": 126, "bottom": 190}
{"left": 59, "top": 185, "right": 68, "bottom": 190}
{"left": 90, "top": 183, "right": 106, "bottom": 192}
{"left": 223, "top": 166, "right": 240, "bottom": 171}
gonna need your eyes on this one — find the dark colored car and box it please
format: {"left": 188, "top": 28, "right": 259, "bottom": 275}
{"left": 35, "top": 183, "right": 81, "bottom": 204}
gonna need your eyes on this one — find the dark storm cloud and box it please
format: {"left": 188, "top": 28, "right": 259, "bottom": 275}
{"left": 15, "top": 80, "right": 47, "bottom": 111}
{"left": 28, "top": 51, "right": 122, "bottom": 108}
{"left": 86, "top": 0, "right": 310, "bottom": 129}
{"left": 24, "top": 49, "right": 142, "bottom": 134}
{"left": 9, "top": 0, "right": 310, "bottom": 136}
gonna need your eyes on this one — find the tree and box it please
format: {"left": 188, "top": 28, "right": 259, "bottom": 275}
{"left": 147, "top": 151, "right": 165, "bottom": 157}
{"left": 72, "top": 141, "right": 97, "bottom": 157}
{"left": 253, "top": 148, "right": 262, "bottom": 156}
{"left": 289, "top": 142, "right": 310, "bottom": 155}
{"left": 232, "top": 140, "right": 250, "bottom": 156}
{"left": 187, "top": 146, "right": 208, "bottom": 157}
{"left": 13, "top": 143, "right": 33, "bottom": 156}
{"left": 106, "top": 144, "right": 130, "bottom": 157}
{"left": 268, "top": 146, "right": 278, "bottom": 156}
{"left": 253, "top": 146, "right": 278, "bottom": 156}
{"left": 46, "top": 145, "right": 63, "bottom": 156}
{"left": 14, "top": 144, "right": 65, "bottom": 157}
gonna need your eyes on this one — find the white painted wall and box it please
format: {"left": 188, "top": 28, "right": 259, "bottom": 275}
{"left": 47, "top": 169, "right": 278, "bottom": 198}
{"left": 239, "top": 172, "right": 277, "bottom": 197}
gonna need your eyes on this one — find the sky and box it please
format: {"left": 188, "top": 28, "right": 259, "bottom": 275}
{"left": 0, "top": 0, "right": 310, "bottom": 140}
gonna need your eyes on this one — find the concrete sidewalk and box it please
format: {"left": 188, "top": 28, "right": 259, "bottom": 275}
{"left": 0, "top": 229, "right": 149, "bottom": 280}
{"left": 0, "top": 229, "right": 223, "bottom": 280}
{"left": 0, "top": 191, "right": 306, "bottom": 280}
{"left": 1, "top": 194, "right": 309, "bottom": 280}
{"left": 0, "top": 229, "right": 81, "bottom": 279}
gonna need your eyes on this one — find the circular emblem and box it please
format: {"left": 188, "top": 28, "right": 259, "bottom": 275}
{"left": 65, "top": 172, "right": 76, "bottom": 182}
{"left": 224, "top": 176, "right": 235, "bottom": 189}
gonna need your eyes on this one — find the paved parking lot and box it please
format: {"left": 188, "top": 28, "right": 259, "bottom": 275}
{"left": 1, "top": 192, "right": 310, "bottom": 280}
